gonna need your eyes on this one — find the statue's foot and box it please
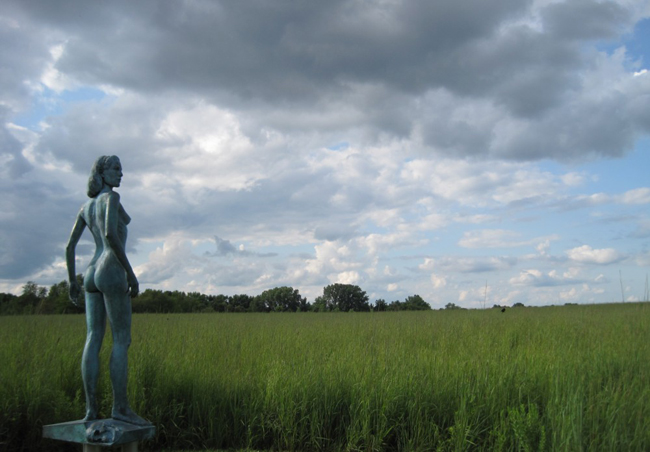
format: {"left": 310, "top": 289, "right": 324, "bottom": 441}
{"left": 112, "top": 407, "right": 151, "bottom": 426}
{"left": 83, "top": 409, "right": 100, "bottom": 422}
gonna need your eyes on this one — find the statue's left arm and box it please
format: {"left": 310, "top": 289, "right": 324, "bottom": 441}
{"left": 66, "top": 210, "right": 86, "bottom": 305}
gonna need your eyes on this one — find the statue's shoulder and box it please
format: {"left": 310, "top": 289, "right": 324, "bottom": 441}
{"left": 105, "top": 190, "right": 120, "bottom": 200}
{"left": 80, "top": 197, "right": 94, "bottom": 213}
{"left": 78, "top": 198, "right": 94, "bottom": 225}
{"left": 96, "top": 190, "right": 121, "bottom": 204}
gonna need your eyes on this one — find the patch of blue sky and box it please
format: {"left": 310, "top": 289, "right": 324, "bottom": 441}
{"left": 537, "top": 139, "right": 650, "bottom": 197}
{"left": 327, "top": 141, "right": 349, "bottom": 151}
{"left": 12, "top": 85, "right": 106, "bottom": 131}
{"left": 624, "top": 18, "right": 650, "bottom": 67}
{"left": 595, "top": 17, "right": 650, "bottom": 68}
{"left": 574, "top": 142, "right": 650, "bottom": 194}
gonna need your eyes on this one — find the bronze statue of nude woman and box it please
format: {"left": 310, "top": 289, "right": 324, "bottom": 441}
{"left": 66, "top": 155, "right": 149, "bottom": 426}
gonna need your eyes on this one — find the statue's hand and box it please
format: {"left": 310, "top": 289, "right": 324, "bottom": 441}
{"left": 69, "top": 281, "right": 82, "bottom": 306}
{"left": 128, "top": 272, "right": 139, "bottom": 298}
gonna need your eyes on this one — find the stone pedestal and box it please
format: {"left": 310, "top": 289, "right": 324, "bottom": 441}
{"left": 43, "top": 419, "right": 155, "bottom": 451}
{"left": 83, "top": 443, "right": 138, "bottom": 452}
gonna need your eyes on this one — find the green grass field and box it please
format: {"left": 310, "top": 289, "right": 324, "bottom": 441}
{"left": 1, "top": 303, "right": 649, "bottom": 451}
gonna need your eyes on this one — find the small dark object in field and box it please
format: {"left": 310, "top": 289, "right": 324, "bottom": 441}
{"left": 501, "top": 308, "right": 506, "bottom": 313}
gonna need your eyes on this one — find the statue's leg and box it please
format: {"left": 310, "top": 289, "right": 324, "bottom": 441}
{"left": 105, "top": 292, "right": 149, "bottom": 426}
{"left": 82, "top": 291, "right": 106, "bottom": 421}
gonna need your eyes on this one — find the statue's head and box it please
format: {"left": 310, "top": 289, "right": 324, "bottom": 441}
{"left": 87, "top": 155, "right": 121, "bottom": 198}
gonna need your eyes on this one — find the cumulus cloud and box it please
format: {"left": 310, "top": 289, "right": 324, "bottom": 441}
{"left": 566, "top": 245, "right": 625, "bottom": 265}
{"left": 430, "top": 273, "right": 447, "bottom": 289}
{"left": 509, "top": 268, "right": 586, "bottom": 287}
{"left": 559, "top": 284, "right": 605, "bottom": 303}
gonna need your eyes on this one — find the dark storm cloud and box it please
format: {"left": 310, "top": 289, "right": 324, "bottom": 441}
{"left": 0, "top": 112, "right": 32, "bottom": 178}
{"left": 542, "top": 0, "right": 631, "bottom": 40}
{"left": 5, "top": 0, "right": 649, "bottom": 161}
{"left": 0, "top": 6, "right": 51, "bottom": 108}
{"left": 33, "top": 95, "right": 176, "bottom": 173}
{"left": 0, "top": 176, "right": 74, "bottom": 279}
{"left": 31, "top": 0, "right": 528, "bottom": 99}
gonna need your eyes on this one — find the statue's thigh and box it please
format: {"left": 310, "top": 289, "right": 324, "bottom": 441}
{"left": 104, "top": 293, "right": 132, "bottom": 345}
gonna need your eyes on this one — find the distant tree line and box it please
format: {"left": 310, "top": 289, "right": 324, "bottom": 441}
{"left": 0, "top": 280, "right": 436, "bottom": 315}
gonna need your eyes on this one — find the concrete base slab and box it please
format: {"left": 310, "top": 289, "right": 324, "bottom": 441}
{"left": 83, "top": 442, "right": 138, "bottom": 452}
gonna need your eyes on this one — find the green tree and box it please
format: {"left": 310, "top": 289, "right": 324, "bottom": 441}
{"left": 317, "top": 284, "right": 370, "bottom": 312}
{"left": 18, "top": 281, "right": 46, "bottom": 314}
{"left": 249, "top": 296, "right": 267, "bottom": 313}
{"left": 35, "top": 276, "right": 86, "bottom": 315}
{"left": 209, "top": 294, "right": 229, "bottom": 312}
{"left": 386, "top": 300, "right": 403, "bottom": 311}
{"left": 228, "top": 294, "right": 253, "bottom": 312}
{"left": 256, "top": 286, "right": 307, "bottom": 312}
{"left": 41, "top": 281, "right": 66, "bottom": 314}
{"left": 0, "top": 292, "right": 19, "bottom": 315}
{"left": 402, "top": 295, "right": 431, "bottom": 310}
{"left": 167, "top": 290, "right": 194, "bottom": 313}
{"left": 132, "top": 289, "right": 174, "bottom": 313}
{"left": 374, "top": 299, "right": 387, "bottom": 312}
{"left": 312, "top": 296, "right": 328, "bottom": 312}
{"left": 186, "top": 291, "right": 212, "bottom": 312}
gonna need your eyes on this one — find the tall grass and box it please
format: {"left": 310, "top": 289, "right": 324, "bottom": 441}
{"left": 1, "top": 303, "right": 649, "bottom": 451}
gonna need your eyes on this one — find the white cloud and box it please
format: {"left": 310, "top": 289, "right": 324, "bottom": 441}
{"left": 40, "top": 43, "right": 76, "bottom": 93}
{"left": 536, "top": 240, "right": 551, "bottom": 256}
{"left": 458, "top": 229, "right": 557, "bottom": 249}
{"left": 621, "top": 188, "right": 650, "bottom": 204}
{"left": 509, "top": 268, "right": 584, "bottom": 287}
{"left": 559, "top": 284, "right": 604, "bottom": 303}
{"left": 135, "top": 236, "right": 196, "bottom": 285}
{"left": 334, "top": 271, "right": 361, "bottom": 285}
{"left": 566, "top": 245, "right": 625, "bottom": 265}
{"left": 431, "top": 273, "right": 447, "bottom": 288}
{"left": 559, "top": 172, "right": 587, "bottom": 187}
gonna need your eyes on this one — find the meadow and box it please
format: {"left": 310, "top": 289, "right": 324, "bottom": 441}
{"left": 1, "top": 303, "right": 649, "bottom": 451}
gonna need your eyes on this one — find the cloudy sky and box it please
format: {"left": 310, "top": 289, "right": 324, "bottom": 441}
{"left": 1, "top": 0, "right": 650, "bottom": 308}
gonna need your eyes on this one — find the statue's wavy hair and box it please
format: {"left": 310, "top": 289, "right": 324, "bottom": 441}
{"left": 87, "top": 155, "right": 118, "bottom": 198}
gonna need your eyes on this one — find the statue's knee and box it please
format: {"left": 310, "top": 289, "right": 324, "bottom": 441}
{"left": 85, "top": 331, "right": 104, "bottom": 347}
{"left": 113, "top": 334, "right": 132, "bottom": 348}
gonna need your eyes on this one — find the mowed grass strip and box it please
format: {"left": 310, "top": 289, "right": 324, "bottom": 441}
{"left": 1, "top": 303, "right": 649, "bottom": 451}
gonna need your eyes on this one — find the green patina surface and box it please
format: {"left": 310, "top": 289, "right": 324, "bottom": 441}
{"left": 43, "top": 418, "right": 155, "bottom": 446}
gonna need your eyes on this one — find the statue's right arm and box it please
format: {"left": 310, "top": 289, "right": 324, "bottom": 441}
{"left": 66, "top": 210, "right": 86, "bottom": 304}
